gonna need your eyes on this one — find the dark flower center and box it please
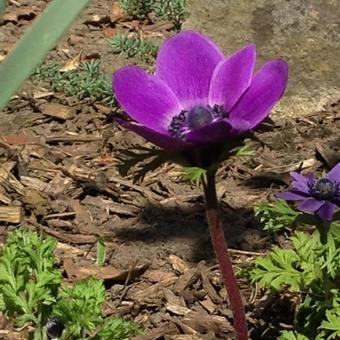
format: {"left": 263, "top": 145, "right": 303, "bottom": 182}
{"left": 46, "top": 317, "right": 65, "bottom": 339}
{"left": 168, "top": 104, "right": 228, "bottom": 140}
{"left": 310, "top": 178, "right": 337, "bottom": 200}
{"left": 187, "top": 106, "right": 213, "bottom": 129}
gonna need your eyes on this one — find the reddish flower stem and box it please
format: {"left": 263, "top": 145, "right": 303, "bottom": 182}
{"left": 202, "top": 171, "right": 248, "bottom": 340}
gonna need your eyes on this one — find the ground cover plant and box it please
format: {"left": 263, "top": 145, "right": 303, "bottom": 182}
{"left": 34, "top": 60, "right": 115, "bottom": 106}
{"left": 0, "top": 229, "right": 141, "bottom": 339}
{"left": 118, "top": 0, "right": 186, "bottom": 30}
{"left": 109, "top": 34, "right": 159, "bottom": 62}
{"left": 250, "top": 164, "right": 340, "bottom": 339}
{"left": 0, "top": 0, "right": 339, "bottom": 339}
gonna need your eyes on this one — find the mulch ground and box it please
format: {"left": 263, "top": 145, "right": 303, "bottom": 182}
{"left": 0, "top": 1, "right": 339, "bottom": 339}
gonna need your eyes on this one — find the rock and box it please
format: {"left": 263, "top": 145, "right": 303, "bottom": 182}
{"left": 184, "top": 0, "right": 340, "bottom": 117}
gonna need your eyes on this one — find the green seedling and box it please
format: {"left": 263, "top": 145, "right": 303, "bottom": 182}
{"left": 96, "top": 238, "right": 106, "bottom": 267}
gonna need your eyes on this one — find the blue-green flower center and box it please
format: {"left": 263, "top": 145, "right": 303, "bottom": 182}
{"left": 311, "top": 178, "right": 337, "bottom": 200}
{"left": 168, "top": 104, "right": 228, "bottom": 140}
{"left": 187, "top": 106, "right": 213, "bottom": 129}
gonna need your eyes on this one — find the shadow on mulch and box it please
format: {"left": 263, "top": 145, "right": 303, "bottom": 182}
{"left": 250, "top": 294, "right": 295, "bottom": 340}
{"left": 113, "top": 203, "right": 261, "bottom": 263}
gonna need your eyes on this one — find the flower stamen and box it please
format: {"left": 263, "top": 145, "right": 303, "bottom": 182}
{"left": 310, "top": 178, "right": 337, "bottom": 200}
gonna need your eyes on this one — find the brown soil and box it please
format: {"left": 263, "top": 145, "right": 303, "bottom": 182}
{"left": 0, "top": 1, "right": 339, "bottom": 339}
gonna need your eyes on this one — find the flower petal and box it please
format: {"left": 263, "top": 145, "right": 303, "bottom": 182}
{"left": 307, "top": 173, "right": 316, "bottom": 186}
{"left": 290, "top": 171, "right": 312, "bottom": 194}
{"left": 156, "top": 31, "right": 224, "bottom": 108}
{"left": 114, "top": 118, "right": 192, "bottom": 151}
{"left": 326, "top": 162, "right": 340, "bottom": 183}
{"left": 276, "top": 191, "right": 310, "bottom": 201}
{"left": 298, "top": 198, "right": 324, "bottom": 213}
{"left": 113, "top": 66, "right": 182, "bottom": 133}
{"left": 185, "top": 120, "right": 233, "bottom": 145}
{"left": 230, "top": 59, "right": 288, "bottom": 129}
{"left": 209, "top": 44, "right": 256, "bottom": 111}
{"left": 227, "top": 117, "right": 251, "bottom": 134}
{"left": 317, "top": 201, "right": 336, "bottom": 221}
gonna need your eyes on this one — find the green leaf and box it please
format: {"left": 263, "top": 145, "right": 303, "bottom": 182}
{"left": 0, "top": 293, "right": 5, "bottom": 311}
{"left": 0, "top": 229, "right": 61, "bottom": 331}
{"left": 249, "top": 231, "right": 325, "bottom": 292}
{"left": 182, "top": 166, "right": 207, "bottom": 185}
{"left": 254, "top": 199, "right": 301, "bottom": 232}
{"left": 0, "top": 0, "right": 6, "bottom": 17}
{"left": 233, "top": 139, "right": 255, "bottom": 158}
{"left": 96, "top": 318, "right": 142, "bottom": 340}
{"left": 249, "top": 246, "right": 302, "bottom": 291}
{"left": 319, "top": 308, "right": 340, "bottom": 339}
{"left": 280, "top": 331, "right": 309, "bottom": 340}
{"left": 320, "top": 223, "right": 340, "bottom": 278}
{"left": 291, "top": 231, "right": 323, "bottom": 286}
{"left": 53, "top": 278, "right": 105, "bottom": 338}
{"left": 96, "top": 238, "right": 106, "bottom": 267}
{"left": 0, "top": 0, "right": 91, "bottom": 110}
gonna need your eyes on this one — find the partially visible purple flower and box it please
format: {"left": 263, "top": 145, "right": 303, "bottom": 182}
{"left": 112, "top": 31, "right": 288, "bottom": 151}
{"left": 277, "top": 163, "right": 340, "bottom": 221}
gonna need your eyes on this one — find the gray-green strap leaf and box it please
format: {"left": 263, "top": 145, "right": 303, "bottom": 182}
{"left": 0, "top": 0, "right": 91, "bottom": 111}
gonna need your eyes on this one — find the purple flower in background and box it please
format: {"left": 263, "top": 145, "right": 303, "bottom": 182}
{"left": 278, "top": 163, "right": 340, "bottom": 221}
{"left": 112, "top": 31, "right": 288, "bottom": 151}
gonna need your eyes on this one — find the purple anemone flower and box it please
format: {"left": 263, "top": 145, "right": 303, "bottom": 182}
{"left": 278, "top": 163, "right": 340, "bottom": 221}
{"left": 112, "top": 31, "right": 288, "bottom": 151}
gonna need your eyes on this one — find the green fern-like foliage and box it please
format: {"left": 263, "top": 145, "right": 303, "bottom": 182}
{"left": 96, "top": 318, "right": 142, "bottom": 340}
{"left": 0, "top": 229, "right": 61, "bottom": 336}
{"left": 249, "top": 246, "right": 303, "bottom": 291}
{"left": 249, "top": 221, "right": 340, "bottom": 339}
{"left": 324, "top": 221, "right": 340, "bottom": 278}
{"left": 280, "top": 331, "right": 309, "bottom": 340}
{"left": 319, "top": 308, "right": 340, "bottom": 339}
{"left": 53, "top": 278, "right": 142, "bottom": 339}
{"left": 249, "top": 231, "right": 324, "bottom": 292}
{"left": 254, "top": 199, "right": 301, "bottom": 233}
{"left": 53, "top": 278, "right": 105, "bottom": 337}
